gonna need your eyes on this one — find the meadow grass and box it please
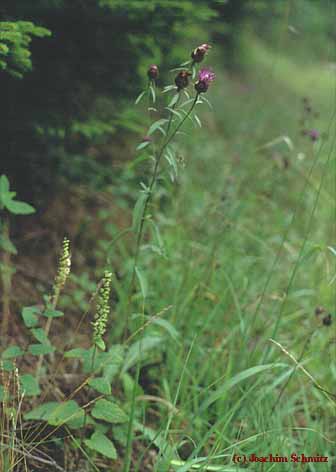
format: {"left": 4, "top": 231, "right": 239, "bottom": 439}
{"left": 1, "top": 28, "right": 334, "bottom": 472}
{"left": 108, "top": 36, "right": 335, "bottom": 470}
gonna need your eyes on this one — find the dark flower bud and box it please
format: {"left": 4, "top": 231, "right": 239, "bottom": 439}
{"left": 147, "top": 64, "right": 159, "bottom": 80}
{"left": 191, "top": 43, "right": 211, "bottom": 63}
{"left": 322, "top": 313, "right": 332, "bottom": 326}
{"left": 175, "top": 70, "right": 191, "bottom": 91}
{"left": 195, "top": 80, "right": 208, "bottom": 94}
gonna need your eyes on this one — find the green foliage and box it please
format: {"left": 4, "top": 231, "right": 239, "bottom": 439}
{"left": 84, "top": 431, "right": 118, "bottom": 460}
{"left": 0, "top": 175, "right": 35, "bottom": 215}
{"left": 0, "top": 21, "right": 50, "bottom": 78}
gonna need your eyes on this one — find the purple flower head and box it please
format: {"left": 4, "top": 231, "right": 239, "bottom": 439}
{"left": 309, "top": 129, "right": 320, "bottom": 142}
{"left": 191, "top": 43, "right": 211, "bottom": 63}
{"left": 198, "top": 68, "right": 215, "bottom": 83}
{"left": 147, "top": 64, "right": 159, "bottom": 80}
{"left": 195, "top": 68, "right": 215, "bottom": 94}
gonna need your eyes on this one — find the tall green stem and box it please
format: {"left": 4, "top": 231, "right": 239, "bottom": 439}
{"left": 123, "top": 94, "right": 199, "bottom": 472}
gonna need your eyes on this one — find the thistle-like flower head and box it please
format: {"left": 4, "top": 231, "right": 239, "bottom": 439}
{"left": 309, "top": 129, "right": 320, "bottom": 142}
{"left": 195, "top": 68, "right": 215, "bottom": 93}
{"left": 191, "top": 43, "right": 211, "bottom": 63}
{"left": 147, "top": 64, "right": 159, "bottom": 80}
{"left": 175, "top": 70, "right": 192, "bottom": 91}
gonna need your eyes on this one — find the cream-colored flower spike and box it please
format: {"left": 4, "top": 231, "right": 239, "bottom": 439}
{"left": 92, "top": 271, "right": 112, "bottom": 350}
{"left": 52, "top": 237, "right": 71, "bottom": 306}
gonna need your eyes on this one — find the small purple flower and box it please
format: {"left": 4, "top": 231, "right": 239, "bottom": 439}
{"left": 142, "top": 135, "right": 153, "bottom": 143}
{"left": 309, "top": 129, "right": 320, "bottom": 142}
{"left": 195, "top": 68, "right": 215, "bottom": 93}
{"left": 191, "top": 43, "right": 211, "bottom": 63}
{"left": 147, "top": 64, "right": 159, "bottom": 80}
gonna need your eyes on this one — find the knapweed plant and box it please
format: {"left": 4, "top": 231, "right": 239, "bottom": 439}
{"left": 0, "top": 44, "right": 215, "bottom": 471}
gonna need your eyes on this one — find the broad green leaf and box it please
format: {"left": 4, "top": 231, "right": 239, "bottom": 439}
{"left": 31, "top": 328, "right": 50, "bottom": 345}
{"left": 135, "top": 266, "right": 147, "bottom": 299}
{"left": 25, "top": 400, "right": 85, "bottom": 428}
{"left": 25, "top": 402, "right": 58, "bottom": 421}
{"left": 91, "top": 398, "right": 128, "bottom": 424}
{"left": 22, "top": 306, "right": 40, "bottom": 328}
{"left": 121, "top": 372, "right": 143, "bottom": 400}
{"left": 20, "top": 374, "right": 40, "bottom": 396}
{"left": 103, "top": 345, "right": 125, "bottom": 382}
{"left": 2, "top": 360, "right": 14, "bottom": 371}
{"left": 28, "top": 344, "right": 55, "bottom": 356}
{"left": 85, "top": 432, "right": 117, "bottom": 459}
{"left": 2, "top": 345, "right": 24, "bottom": 359}
{"left": 0, "top": 236, "right": 17, "bottom": 254}
{"left": 64, "top": 348, "right": 87, "bottom": 358}
{"left": 95, "top": 337, "right": 106, "bottom": 351}
{"left": 48, "top": 401, "right": 84, "bottom": 428}
{"left": 4, "top": 199, "right": 35, "bottom": 215}
{"left": 0, "top": 175, "right": 10, "bottom": 194}
{"left": 88, "top": 377, "right": 111, "bottom": 395}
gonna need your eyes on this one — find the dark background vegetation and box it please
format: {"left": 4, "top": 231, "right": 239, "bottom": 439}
{"left": 2, "top": 0, "right": 332, "bottom": 204}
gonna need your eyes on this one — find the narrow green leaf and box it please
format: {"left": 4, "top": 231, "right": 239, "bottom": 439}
{"left": 135, "top": 90, "right": 146, "bottom": 105}
{"left": 168, "top": 93, "right": 179, "bottom": 108}
{"left": 200, "top": 363, "right": 287, "bottom": 411}
{"left": 132, "top": 192, "right": 148, "bottom": 233}
{"left": 147, "top": 118, "right": 168, "bottom": 136}
{"left": 135, "top": 266, "right": 147, "bottom": 299}
{"left": 122, "top": 336, "right": 163, "bottom": 372}
{"left": 136, "top": 140, "right": 151, "bottom": 151}
{"left": 43, "top": 308, "right": 64, "bottom": 318}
